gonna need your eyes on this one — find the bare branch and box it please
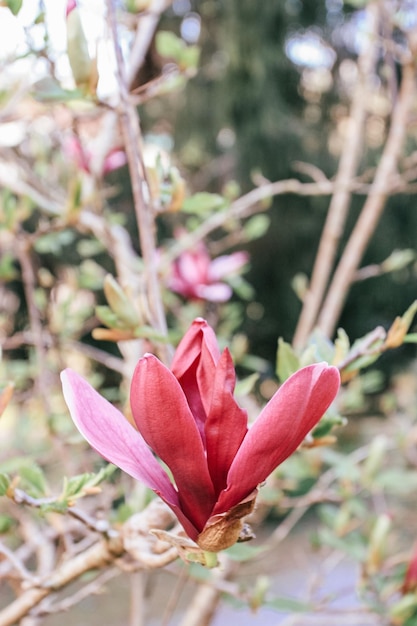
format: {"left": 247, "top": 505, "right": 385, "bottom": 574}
{"left": 317, "top": 55, "right": 416, "bottom": 337}
{"left": 293, "top": 1, "right": 380, "bottom": 349}
{"left": 106, "top": 0, "right": 169, "bottom": 361}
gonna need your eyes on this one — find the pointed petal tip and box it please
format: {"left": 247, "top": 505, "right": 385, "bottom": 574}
{"left": 192, "top": 317, "right": 208, "bottom": 326}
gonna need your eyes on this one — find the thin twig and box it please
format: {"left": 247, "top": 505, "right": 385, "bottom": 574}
{"left": 317, "top": 54, "right": 416, "bottom": 337}
{"left": 0, "top": 540, "right": 37, "bottom": 585}
{"left": 16, "top": 235, "right": 53, "bottom": 415}
{"left": 31, "top": 568, "right": 120, "bottom": 618}
{"left": 106, "top": 0, "right": 169, "bottom": 361}
{"left": 126, "top": 0, "right": 170, "bottom": 89}
{"left": 292, "top": 2, "right": 380, "bottom": 349}
{"left": 0, "top": 537, "right": 124, "bottom": 626}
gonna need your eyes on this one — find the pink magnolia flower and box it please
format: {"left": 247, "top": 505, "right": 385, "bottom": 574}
{"left": 169, "top": 242, "right": 249, "bottom": 302}
{"left": 65, "top": 136, "right": 127, "bottom": 176}
{"left": 61, "top": 318, "right": 340, "bottom": 552}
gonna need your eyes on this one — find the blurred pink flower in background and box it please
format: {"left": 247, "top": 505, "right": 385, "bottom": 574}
{"left": 169, "top": 241, "right": 249, "bottom": 302}
{"left": 65, "top": 135, "right": 127, "bottom": 176}
{"left": 61, "top": 318, "right": 340, "bottom": 552}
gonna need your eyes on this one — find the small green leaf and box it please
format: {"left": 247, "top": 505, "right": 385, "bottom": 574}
{"left": 0, "top": 474, "right": 10, "bottom": 496}
{"left": 19, "top": 464, "right": 47, "bottom": 497}
{"left": 0, "top": 514, "right": 14, "bottom": 532}
{"left": 308, "top": 329, "right": 335, "bottom": 363}
{"left": 34, "top": 230, "right": 75, "bottom": 255}
{"left": 0, "top": 254, "right": 18, "bottom": 280}
{"left": 381, "top": 249, "right": 416, "bottom": 272}
{"left": 33, "top": 78, "right": 85, "bottom": 102}
{"left": 374, "top": 470, "right": 417, "bottom": 494}
{"left": 266, "top": 597, "right": 313, "bottom": 613}
{"left": 182, "top": 192, "right": 226, "bottom": 214}
{"left": 276, "top": 338, "right": 300, "bottom": 382}
{"left": 235, "top": 373, "right": 259, "bottom": 396}
{"left": 312, "top": 412, "right": 346, "bottom": 438}
{"left": 62, "top": 465, "right": 116, "bottom": 500}
{"left": 390, "top": 595, "right": 417, "bottom": 622}
{"left": 334, "top": 327, "right": 350, "bottom": 360}
{"left": 404, "top": 333, "right": 417, "bottom": 343}
{"left": 95, "top": 305, "right": 122, "bottom": 329}
{"left": 104, "top": 275, "right": 140, "bottom": 327}
{"left": 179, "top": 45, "right": 200, "bottom": 70}
{"left": 63, "top": 473, "right": 95, "bottom": 499}
{"left": 243, "top": 214, "right": 270, "bottom": 240}
{"left": 225, "top": 543, "right": 267, "bottom": 562}
{"left": 317, "top": 526, "right": 366, "bottom": 561}
{"left": 155, "top": 31, "right": 185, "bottom": 60}
{"left": 5, "top": 0, "right": 23, "bottom": 15}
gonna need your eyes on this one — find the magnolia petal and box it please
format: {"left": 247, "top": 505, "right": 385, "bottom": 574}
{"left": 204, "top": 348, "right": 248, "bottom": 493}
{"left": 61, "top": 369, "right": 199, "bottom": 540}
{"left": 176, "top": 246, "right": 210, "bottom": 284}
{"left": 61, "top": 371, "right": 174, "bottom": 493}
{"left": 130, "top": 355, "right": 216, "bottom": 531}
{"left": 171, "top": 318, "right": 220, "bottom": 378}
{"left": 194, "top": 283, "right": 232, "bottom": 302}
{"left": 208, "top": 251, "right": 249, "bottom": 281}
{"left": 171, "top": 318, "right": 221, "bottom": 440}
{"left": 195, "top": 337, "right": 223, "bottom": 417}
{"left": 213, "top": 363, "right": 340, "bottom": 514}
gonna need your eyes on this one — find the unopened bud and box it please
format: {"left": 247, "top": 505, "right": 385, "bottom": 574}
{"left": 366, "top": 514, "right": 391, "bottom": 575}
{"left": 103, "top": 275, "right": 140, "bottom": 328}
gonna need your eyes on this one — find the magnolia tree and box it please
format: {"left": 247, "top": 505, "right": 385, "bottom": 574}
{"left": 1, "top": 1, "right": 417, "bottom": 625}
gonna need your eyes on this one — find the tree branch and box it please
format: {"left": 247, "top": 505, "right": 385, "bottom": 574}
{"left": 317, "top": 55, "right": 416, "bottom": 337}
{"left": 106, "top": 0, "right": 169, "bottom": 361}
{"left": 292, "top": 1, "right": 380, "bottom": 349}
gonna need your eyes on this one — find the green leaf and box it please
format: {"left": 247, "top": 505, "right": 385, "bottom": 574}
{"left": 179, "top": 45, "right": 200, "bottom": 70}
{"left": 62, "top": 465, "right": 116, "bottom": 500}
{"left": 95, "top": 305, "right": 122, "bottom": 329}
{"left": 0, "top": 253, "right": 18, "bottom": 280}
{"left": 63, "top": 473, "right": 95, "bottom": 499}
{"left": 334, "top": 327, "right": 350, "bottom": 360}
{"left": 225, "top": 543, "right": 268, "bottom": 562}
{"left": 404, "top": 333, "right": 417, "bottom": 343}
{"left": 317, "top": 526, "right": 366, "bottom": 561}
{"left": 104, "top": 275, "right": 139, "bottom": 327}
{"left": 312, "top": 412, "right": 346, "bottom": 438}
{"left": 226, "top": 275, "right": 254, "bottom": 300}
{"left": 19, "top": 464, "right": 47, "bottom": 497}
{"left": 34, "top": 230, "right": 75, "bottom": 255}
{"left": 155, "top": 31, "right": 185, "bottom": 60}
{"left": 308, "top": 329, "right": 335, "bottom": 363}
{"left": 0, "top": 473, "right": 10, "bottom": 496}
{"left": 5, "top": 0, "right": 23, "bottom": 15}
{"left": 66, "top": 7, "right": 93, "bottom": 88}
{"left": 266, "top": 597, "right": 313, "bottom": 613}
{"left": 381, "top": 249, "right": 416, "bottom": 272}
{"left": 390, "top": 595, "right": 417, "bottom": 622}
{"left": 32, "top": 78, "right": 85, "bottom": 102}
{"left": 0, "top": 514, "right": 14, "bottom": 533}
{"left": 374, "top": 469, "right": 417, "bottom": 494}
{"left": 276, "top": 338, "right": 300, "bottom": 382}
{"left": 235, "top": 372, "right": 259, "bottom": 396}
{"left": 182, "top": 192, "right": 227, "bottom": 214}
{"left": 243, "top": 214, "right": 270, "bottom": 240}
